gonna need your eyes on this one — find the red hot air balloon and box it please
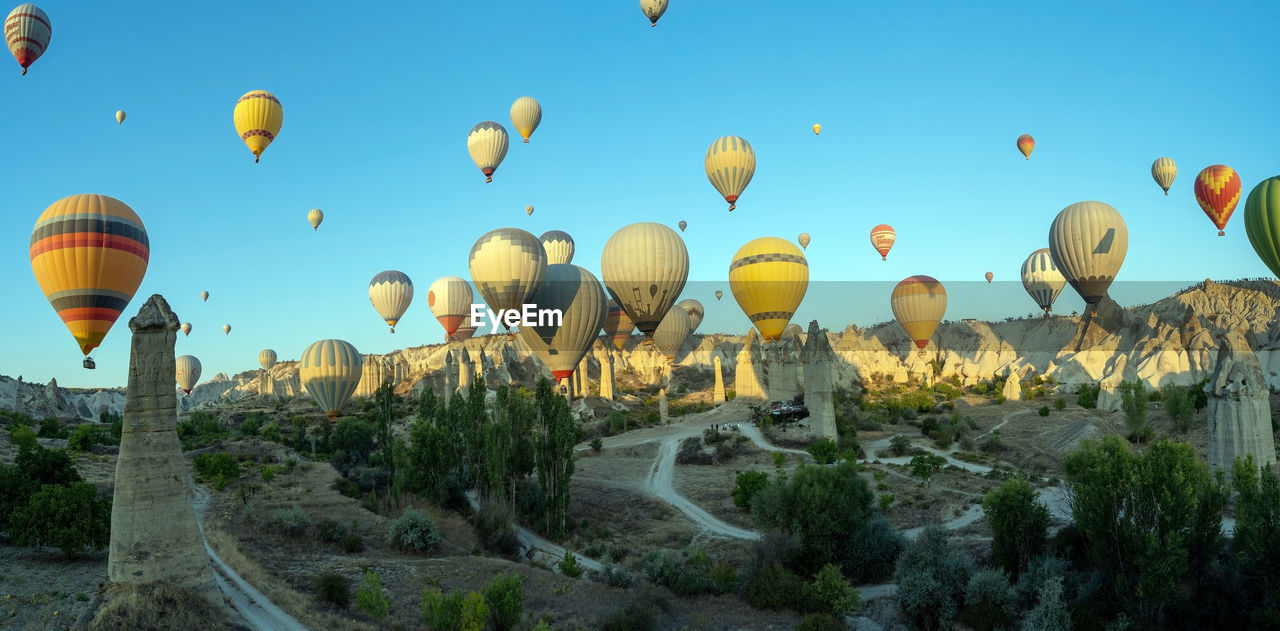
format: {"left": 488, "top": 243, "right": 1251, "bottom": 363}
{"left": 1017, "top": 134, "right": 1035, "bottom": 160}
{"left": 870, "top": 224, "right": 896, "bottom": 261}
{"left": 1194, "top": 164, "right": 1242, "bottom": 237}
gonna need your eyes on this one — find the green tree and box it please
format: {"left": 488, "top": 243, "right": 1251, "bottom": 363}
{"left": 407, "top": 408, "right": 457, "bottom": 501}
{"left": 356, "top": 569, "right": 390, "bottom": 620}
{"left": 331, "top": 417, "right": 374, "bottom": 465}
{"left": 1119, "top": 380, "right": 1151, "bottom": 442}
{"left": 1162, "top": 385, "right": 1195, "bottom": 433}
{"left": 532, "top": 380, "right": 576, "bottom": 539}
{"left": 982, "top": 478, "right": 1050, "bottom": 577}
{"left": 1232, "top": 455, "right": 1280, "bottom": 605}
{"left": 421, "top": 586, "right": 489, "bottom": 631}
{"left": 806, "top": 438, "right": 840, "bottom": 464}
{"left": 812, "top": 563, "right": 861, "bottom": 615}
{"left": 910, "top": 453, "right": 945, "bottom": 487}
{"left": 732, "top": 470, "right": 769, "bottom": 509}
{"left": 10, "top": 481, "right": 112, "bottom": 557}
{"left": 893, "top": 524, "right": 973, "bottom": 631}
{"left": 1020, "top": 576, "right": 1070, "bottom": 631}
{"left": 290, "top": 415, "right": 308, "bottom": 452}
{"left": 482, "top": 572, "right": 525, "bottom": 631}
{"left": 1063, "top": 436, "right": 1228, "bottom": 625}
{"left": 372, "top": 383, "right": 398, "bottom": 485}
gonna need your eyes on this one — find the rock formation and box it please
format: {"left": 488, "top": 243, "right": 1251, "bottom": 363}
{"left": 577, "top": 356, "right": 590, "bottom": 397}
{"left": 734, "top": 329, "right": 767, "bottom": 399}
{"left": 599, "top": 346, "right": 615, "bottom": 401}
{"left": 13, "top": 376, "right": 21, "bottom": 415}
{"left": 458, "top": 349, "right": 474, "bottom": 397}
{"left": 801, "top": 321, "right": 837, "bottom": 440}
{"left": 658, "top": 387, "right": 668, "bottom": 422}
{"left": 1205, "top": 330, "right": 1277, "bottom": 475}
{"left": 108, "top": 294, "right": 216, "bottom": 598}
{"left": 713, "top": 356, "right": 726, "bottom": 406}
{"left": 443, "top": 351, "right": 456, "bottom": 404}
{"left": 769, "top": 339, "right": 799, "bottom": 402}
{"left": 1002, "top": 368, "right": 1023, "bottom": 402}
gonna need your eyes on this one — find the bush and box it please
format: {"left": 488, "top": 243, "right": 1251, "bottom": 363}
{"left": 10, "top": 481, "right": 111, "bottom": 557}
{"left": 315, "top": 518, "right": 347, "bottom": 543}
{"left": 732, "top": 470, "right": 769, "bottom": 509}
{"left": 37, "top": 417, "right": 63, "bottom": 438}
{"left": 421, "top": 586, "right": 488, "bottom": 631}
{"left": 273, "top": 506, "right": 313, "bottom": 538}
{"left": 313, "top": 572, "right": 351, "bottom": 609}
{"left": 1020, "top": 576, "right": 1071, "bottom": 631}
{"left": 1163, "top": 385, "right": 1195, "bottom": 433}
{"left": 1119, "top": 381, "right": 1151, "bottom": 442}
{"left": 982, "top": 478, "right": 1050, "bottom": 576}
{"left": 600, "top": 600, "right": 656, "bottom": 631}
{"left": 260, "top": 464, "right": 277, "bottom": 483}
{"left": 745, "top": 562, "right": 813, "bottom": 611}
{"left": 356, "top": 570, "right": 390, "bottom": 620}
{"left": 340, "top": 533, "right": 365, "bottom": 553}
{"left": 1038, "top": 405, "right": 1050, "bottom": 417}
{"left": 388, "top": 507, "right": 441, "bottom": 554}
{"left": 604, "top": 564, "right": 633, "bottom": 588}
{"left": 878, "top": 494, "right": 894, "bottom": 511}
{"left": 894, "top": 524, "right": 973, "bottom": 631}
{"left": 193, "top": 452, "right": 241, "bottom": 481}
{"left": 813, "top": 563, "right": 861, "bottom": 615}
{"left": 9, "top": 424, "right": 37, "bottom": 450}
{"left": 795, "top": 614, "right": 843, "bottom": 631}
{"left": 475, "top": 500, "right": 520, "bottom": 557}
{"left": 1076, "top": 383, "right": 1100, "bottom": 409}
{"left": 558, "top": 550, "right": 583, "bottom": 577}
{"left": 1013, "top": 555, "right": 1069, "bottom": 610}
{"left": 806, "top": 438, "right": 840, "bottom": 464}
{"left": 962, "top": 568, "right": 1012, "bottom": 631}
{"left": 1053, "top": 398, "right": 1066, "bottom": 411}
{"left": 890, "top": 435, "right": 912, "bottom": 456}
{"left": 260, "top": 422, "right": 281, "bottom": 443}
{"left": 239, "top": 412, "right": 263, "bottom": 436}
{"left": 590, "top": 437, "right": 603, "bottom": 452}
{"left": 67, "top": 424, "right": 101, "bottom": 451}
{"left": 482, "top": 572, "right": 524, "bottom": 631}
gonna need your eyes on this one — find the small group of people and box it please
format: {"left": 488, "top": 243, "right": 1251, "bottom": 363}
{"left": 710, "top": 422, "right": 740, "bottom": 432}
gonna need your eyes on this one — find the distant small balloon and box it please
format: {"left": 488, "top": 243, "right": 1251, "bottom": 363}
{"left": 201, "top": 290, "right": 209, "bottom": 302}
{"left": 1017, "top": 134, "right": 1035, "bottom": 160}
{"left": 308, "top": 208, "right": 324, "bottom": 230}
{"left": 985, "top": 271, "right": 994, "bottom": 283}
{"left": 678, "top": 220, "right": 687, "bottom": 232}
{"left": 222, "top": 324, "right": 231, "bottom": 335}
{"left": 798, "top": 233, "right": 811, "bottom": 249}
{"left": 181, "top": 322, "right": 192, "bottom": 336}
{"left": 715, "top": 290, "right": 723, "bottom": 300}
{"left": 812, "top": 124, "right": 821, "bottom": 136}
{"left": 116, "top": 110, "right": 126, "bottom": 124}
{"left": 526, "top": 205, "right": 534, "bottom": 216}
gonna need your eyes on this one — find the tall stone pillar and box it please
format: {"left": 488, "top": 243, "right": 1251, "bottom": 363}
{"left": 443, "top": 351, "right": 456, "bottom": 405}
{"left": 599, "top": 348, "right": 615, "bottom": 401}
{"left": 1206, "top": 331, "right": 1277, "bottom": 476}
{"left": 458, "top": 349, "right": 473, "bottom": 398}
{"left": 13, "top": 376, "right": 21, "bottom": 415}
{"left": 713, "top": 356, "right": 726, "bottom": 406}
{"left": 576, "top": 355, "right": 590, "bottom": 397}
{"left": 108, "top": 294, "right": 216, "bottom": 598}
{"left": 769, "top": 339, "right": 798, "bottom": 402}
{"left": 800, "top": 320, "right": 837, "bottom": 440}
{"left": 734, "top": 328, "right": 766, "bottom": 400}
{"left": 659, "top": 387, "right": 669, "bottom": 423}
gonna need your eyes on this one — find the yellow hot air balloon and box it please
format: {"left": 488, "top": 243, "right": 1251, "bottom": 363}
{"left": 115, "top": 110, "right": 125, "bottom": 124}
{"left": 30, "top": 194, "right": 149, "bottom": 367}
{"left": 812, "top": 124, "right": 821, "bottom": 135}
{"left": 891, "top": 275, "right": 947, "bottom": 355}
{"left": 175, "top": 355, "right": 201, "bottom": 395}
{"left": 516, "top": 264, "right": 608, "bottom": 385}
{"left": 5, "top": 4, "right": 49, "bottom": 75}
{"left": 728, "top": 237, "right": 809, "bottom": 343}
{"left": 1151, "top": 157, "right": 1177, "bottom": 195}
{"left": 428, "top": 276, "right": 474, "bottom": 338}
{"left": 653, "top": 305, "right": 692, "bottom": 363}
{"left": 222, "top": 324, "right": 231, "bottom": 335}
{"left": 467, "top": 121, "right": 509, "bottom": 183}
{"left": 300, "top": 339, "right": 363, "bottom": 420}
{"left": 798, "top": 233, "right": 811, "bottom": 250}
{"left": 705, "top": 136, "right": 755, "bottom": 211}
{"left": 233, "top": 90, "right": 283, "bottom": 163}
{"left": 602, "top": 299, "right": 635, "bottom": 350}
{"left": 1048, "top": 201, "right": 1128, "bottom": 314}
{"left": 526, "top": 205, "right": 534, "bottom": 216}
{"left": 258, "top": 349, "right": 277, "bottom": 371}
{"left": 308, "top": 208, "right": 324, "bottom": 230}
{"left": 181, "top": 322, "right": 192, "bottom": 336}
{"left": 201, "top": 290, "right": 209, "bottom": 302}
{"left": 640, "top": 0, "right": 668, "bottom": 26}
{"left": 469, "top": 228, "right": 547, "bottom": 331}
{"left": 369, "top": 270, "right": 413, "bottom": 333}
{"left": 540, "top": 230, "right": 575, "bottom": 265}
{"left": 601, "top": 222, "right": 689, "bottom": 338}
{"left": 676, "top": 298, "right": 704, "bottom": 332}
{"left": 510, "top": 96, "right": 542, "bottom": 143}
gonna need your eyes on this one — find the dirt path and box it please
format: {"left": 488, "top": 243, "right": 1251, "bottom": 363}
{"left": 191, "top": 485, "right": 308, "bottom": 631}
{"left": 645, "top": 437, "right": 762, "bottom": 540}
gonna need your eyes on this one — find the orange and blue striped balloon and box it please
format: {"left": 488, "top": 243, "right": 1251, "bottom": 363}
{"left": 29, "top": 194, "right": 150, "bottom": 357}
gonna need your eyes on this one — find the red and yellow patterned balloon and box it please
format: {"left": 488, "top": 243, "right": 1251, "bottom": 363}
{"left": 1194, "top": 164, "right": 1242, "bottom": 236}
{"left": 1016, "top": 134, "right": 1035, "bottom": 160}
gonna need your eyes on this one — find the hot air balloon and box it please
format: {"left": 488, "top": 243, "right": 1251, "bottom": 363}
{"left": 453, "top": 314, "right": 479, "bottom": 342}
{"left": 653, "top": 306, "right": 692, "bottom": 363}
{"left": 175, "top": 355, "right": 201, "bottom": 395}
{"left": 1017, "top": 134, "right": 1034, "bottom": 160}
{"left": 705, "top": 136, "right": 755, "bottom": 211}
{"left": 201, "top": 290, "right": 209, "bottom": 302}
{"left": 308, "top": 208, "right": 324, "bottom": 230}
{"left": 1244, "top": 176, "right": 1280, "bottom": 278}
{"left": 467, "top": 121, "right": 509, "bottom": 183}
{"left": 233, "top": 90, "right": 283, "bottom": 163}
{"left": 602, "top": 300, "right": 635, "bottom": 351}
{"left": 678, "top": 220, "right": 687, "bottom": 232}
{"left": 798, "top": 233, "right": 811, "bottom": 250}
{"left": 891, "top": 276, "right": 947, "bottom": 355}
{"left": 1048, "top": 201, "right": 1128, "bottom": 314}
{"left": 728, "top": 237, "right": 809, "bottom": 343}
{"left": 640, "top": 0, "right": 668, "bottom": 26}
{"left": 676, "top": 298, "right": 704, "bottom": 332}
{"left": 181, "top": 322, "right": 192, "bottom": 336}
{"left": 428, "top": 276, "right": 474, "bottom": 339}
{"left": 115, "top": 110, "right": 125, "bottom": 124}
{"left": 601, "top": 222, "right": 689, "bottom": 338}
{"left": 1151, "top": 157, "right": 1177, "bottom": 195}
{"left": 870, "top": 224, "right": 895, "bottom": 260}
{"left": 300, "top": 339, "right": 363, "bottom": 420}
{"left": 259, "top": 349, "right": 277, "bottom": 371}
{"left": 813, "top": 124, "right": 821, "bottom": 135}
{"left": 5, "top": 4, "right": 49, "bottom": 75}
{"left": 369, "top": 270, "right": 413, "bottom": 333}
{"left": 526, "top": 205, "right": 534, "bottom": 216}
{"left": 540, "top": 230, "right": 575, "bottom": 265}
{"left": 1020, "top": 248, "right": 1066, "bottom": 316}
{"left": 516, "top": 264, "right": 608, "bottom": 386}
{"left": 222, "top": 324, "right": 231, "bottom": 335}
{"left": 469, "top": 228, "right": 547, "bottom": 331}
{"left": 510, "top": 97, "right": 542, "bottom": 143}
{"left": 30, "top": 194, "right": 149, "bottom": 368}
{"left": 715, "top": 290, "right": 723, "bottom": 300}
{"left": 1194, "top": 164, "right": 1242, "bottom": 236}
{"left": 985, "top": 271, "right": 994, "bottom": 283}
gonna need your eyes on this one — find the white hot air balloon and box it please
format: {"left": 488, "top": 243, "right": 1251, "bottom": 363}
{"left": 308, "top": 208, "right": 324, "bottom": 230}
{"left": 653, "top": 305, "right": 692, "bottom": 363}
{"left": 258, "top": 349, "right": 278, "bottom": 371}
{"left": 640, "top": 0, "right": 669, "bottom": 26}
{"left": 467, "top": 121, "right": 509, "bottom": 183}
{"left": 469, "top": 228, "right": 547, "bottom": 332}
{"left": 300, "top": 339, "right": 363, "bottom": 419}
{"left": 1048, "top": 201, "right": 1128, "bottom": 315}
{"left": 175, "top": 354, "right": 201, "bottom": 395}
{"left": 510, "top": 96, "right": 542, "bottom": 143}
{"left": 675, "top": 298, "right": 704, "bottom": 332}
{"left": 540, "top": 230, "right": 575, "bottom": 265}
{"left": 516, "top": 264, "right": 608, "bottom": 388}
{"left": 368, "top": 270, "right": 414, "bottom": 333}
{"left": 1020, "top": 248, "right": 1066, "bottom": 316}
{"left": 428, "top": 276, "right": 474, "bottom": 339}
{"left": 600, "top": 222, "right": 689, "bottom": 339}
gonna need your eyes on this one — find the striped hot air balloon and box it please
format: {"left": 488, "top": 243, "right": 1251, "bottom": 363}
{"left": 5, "top": 4, "right": 49, "bottom": 75}
{"left": 540, "top": 230, "right": 575, "bottom": 265}
{"left": 601, "top": 222, "right": 689, "bottom": 338}
{"left": 1245, "top": 176, "right": 1280, "bottom": 278}
{"left": 369, "top": 270, "right": 413, "bottom": 333}
{"left": 308, "top": 208, "right": 324, "bottom": 230}
{"left": 640, "top": 0, "right": 668, "bottom": 26}
{"left": 29, "top": 194, "right": 149, "bottom": 367}
{"left": 1020, "top": 248, "right": 1066, "bottom": 315}
{"left": 1194, "top": 164, "right": 1242, "bottom": 236}
{"left": 428, "top": 276, "right": 474, "bottom": 338}
{"left": 469, "top": 228, "right": 547, "bottom": 331}
{"left": 676, "top": 298, "right": 704, "bottom": 332}
{"left": 510, "top": 97, "right": 542, "bottom": 143}
{"left": 300, "top": 339, "right": 363, "bottom": 419}
{"left": 985, "top": 271, "right": 994, "bottom": 283}
{"left": 870, "top": 224, "right": 895, "bottom": 260}
{"left": 705, "top": 136, "right": 755, "bottom": 211}
{"left": 891, "top": 276, "right": 947, "bottom": 354}
{"left": 653, "top": 306, "right": 691, "bottom": 363}
{"left": 1017, "top": 134, "right": 1035, "bottom": 160}
{"left": 798, "top": 233, "right": 811, "bottom": 250}
{"left": 222, "top": 324, "right": 231, "bottom": 335}
{"left": 1048, "top": 201, "right": 1128, "bottom": 314}
{"left": 728, "top": 237, "right": 809, "bottom": 343}
{"left": 516, "top": 264, "right": 608, "bottom": 384}
{"left": 467, "top": 121, "right": 509, "bottom": 183}
{"left": 1151, "top": 157, "right": 1177, "bottom": 195}
{"left": 175, "top": 355, "right": 201, "bottom": 395}
{"left": 453, "top": 313, "right": 479, "bottom": 342}
{"left": 602, "top": 300, "right": 635, "bottom": 351}
{"left": 258, "top": 349, "right": 277, "bottom": 371}
{"left": 181, "top": 322, "right": 192, "bottom": 336}
{"left": 678, "top": 220, "right": 687, "bottom": 232}
{"left": 233, "top": 90, "right": 283, "bottom": 163}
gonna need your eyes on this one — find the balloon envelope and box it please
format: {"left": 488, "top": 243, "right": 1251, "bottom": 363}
{"left": 510, "top": 97, "right": 542, "bottom": 143}
{"left": 428, "top": 276, "right": 474, "bottom": 337}
{"left": 1017, "top": 134, "right": 1034, "bottom": 159}
{"left": 1244, "top": 176, "right": 1280, "bottom": 278}
{"left": 678, "top": 220, "right": 687, "bottom": 232}
{"left": 115, "top": 110, "right": 125, "bottom": 124}
{"left": 602, "top": 300, "right": 635, "bottom": 350}
{"left": 1020, "top": 248, "right": 1066, "bottom": 314}
{"left": 798, "top": 233, "right": 811, "bottom": 250}
{"left": 653, "top": 306, "right": 692, "bottom": 363}
{"left": 891, "top": 276, "right": 947, "bottom": 351}
{"left": 1194, "top": 164, "right": 1242, "bottom": 236}
{"left": 233, "top": 90, "right": 283, "bottom": 163}
{"left": 181, "top": 322, "right": 192, "bottom": 336}
{"left": 870, "top": 224, "right": 895, "bottom": 260}
{"left": 175, "top": 355, "right": 201, "bottom": 395}
{"left": 1151, "top": 157, "right": 1177, "bottom": 195}
{"left": 308, "top": 208, "right": 324, "bottom": 230}
{"left": 5, "top": 4, "right": 50, "bottom": 75}
{"left": 258, "top": 349, "right": 277, "bottom": 371}
{"left": 728, "top": 237, "right": 809, "bottom": 343}
{"left": 223, "top": 324, "right": 231, "bottom": 335}
{"left": 601, "top": 222, "right": 689, "bottom": 338}
{"left": 705, "top": 136, "right": 755, "bottom": 211}
{"left": 201, "top": 291, "right": 209, "bottom": 301}
{"left": 369, "top": 270, "right": 413, "bottom": 333}
{"left": 467, "top": 121, "right": 509, "bottom": 183}
{"left": 469, "top": 228, "right": 547, "bottom": 329}
{"left": 540, "top": 230, "right": 575, "bottom": 265}
{"left": 715, "top": 290, "right": 723, "bottom": 300}
{"left": 676, "top": 298, "right": 705, "bottom": 332}
{"left": 985, "top": 271, "right": 993, "bottom": 283}
{"left": 1048, "top": 201, "right": 1128, "bottom": 311}
{"left": 812, "top": 124, "right": 821, "bottom": 135}
{"left": 516, "top": 264, "right": 608, "bottom": 381}
{"left": 300, "top": 339, "right": 363, "bottom": 419}
{"left": 640, "top": 0, "right": 668, "bottom": 25}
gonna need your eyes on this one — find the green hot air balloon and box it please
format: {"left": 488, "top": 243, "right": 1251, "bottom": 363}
{"left": 1244, "top": 176, "right": 1280, "bottom": 277}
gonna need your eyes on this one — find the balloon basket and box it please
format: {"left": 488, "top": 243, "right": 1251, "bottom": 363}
{"left": 83, "top": 357, "right": 96, "bottom": 370}
{"left": 1219, "top": 231, "right": 1225, "bottom": 237}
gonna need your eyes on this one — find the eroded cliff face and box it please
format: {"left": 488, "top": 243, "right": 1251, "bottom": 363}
{"left": 1205, "top": 330, "right": 1277, "bottom": 475}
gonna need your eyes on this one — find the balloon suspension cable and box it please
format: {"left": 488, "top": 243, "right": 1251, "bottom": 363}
{"left": 1164, "top": 191, "right": 1169, "bottom": 196}
{"left": 882, "top": 256, "right": 887, "bottom": 261}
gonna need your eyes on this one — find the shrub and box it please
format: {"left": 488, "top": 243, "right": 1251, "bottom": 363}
{"left": 356, "top": 570, "right": 390, "bottom": 620}
{"left": 9, "top": 424, "right": 37, "bottom": 450}
{"left": 1119, "top": 381, "right": 1151, "bottom": 442}
{"left": 333, "top": 476, "right": 361, "bottom": 499}
{"left": 1038, "top": 405, "right": 1050, "bottom": 417}
{"left": 795, "top": 613, "right": 843, "bottom": 631}
{"left": 315, "top": 518, "right": 347, "bottom": 543}
{"left": 475, "top": 500, "right": 520, "bottom": 557}
{"left": 388, "top": 507, "right": 441, "bottom": 554}
{"left": 590, "top": 437, "right": 603, "bottom": 452}
{"left": 600, "top": 600, "right": 656, "bottom": 631}
{"left": 1076, "top": 383, "right": 1099, "bottom": 409}
{"left": 239, "top": 412, "right": 263, "bottom": 436}
{"left": 558, "top": 550, "right": 583, "bottom": 577}
{"left": 260, "top": 464, "right": 277, "bottom": 483}
{"left": 260, "top": 422, "right": 281, "bottom": 443}
{"left": 313, "top": 572, "right": 351, "bottom": 609}
{"left": 37, "top": 417, "right": 63, "bottom": 438}
{"left": 982, "top": 478, "right": 1050, "bottom": 576}
{"left": 894, "top": 524, "right": 973, "bottom": 631}
{"left": 993, "top": 392, "right": 1006, "bottom": 404}
{"left": 745, "top": 562, "right": 811, "bottom": 611}
{"left": 273, "top": 506, "right": 312, "bottom": 538}
{"left": 1020, "top": 576, "right": 1071, "bottom": 631}
{"left": 193, "top": 452, "right": 241, "bottom": 481}
{"left": 878, "top": 494, "right": 894, "bottom": 511}
{"left": 963, "top": 568, "right": 1012, "bottom": 631}
{"left": 1013, "top": 555, "right": 1069, "bottom": 610}
{"left": 890, "top": 434, "right": 912, "bottom": 456}
{"left": 67, "top": 424, "right": 101, "bottom": 451}
{"left": 604, "top": 564, "right": 633, "bottom": 588}
{"left": 9, "top": 481, "right": 111, "bottom": 557}
{"left": 813, "top": 563, "right": 861, "bottom": 615}
{"left": 482, "top": 572, "right": 524, "bottom": 631}
{"left": 1053, "top": 398, "right": 1066, "bottom": 411}
{"left": 771, "top": 451, "right": 786, "bottom": 468}
{"left": 421, "top": 586, "right": 488, "bottom": 631}
{"left": 732, "top": 470, "right": 770, "bottom": 509}
{"left": 1162, "top": 385, "right": 1194, "bottom": 433}
{"left": 807, "top": 438, "right": 840, "bottom": 464}
{"left": 340, "top": 533, "right": 364, "bottom": 553}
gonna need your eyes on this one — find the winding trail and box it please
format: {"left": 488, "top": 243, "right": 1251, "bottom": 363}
{"left": 645, "top": 437, "right": 761, "bottom": 540}
{"left": 191, "top": 485, "right": 308, "bottom": 631}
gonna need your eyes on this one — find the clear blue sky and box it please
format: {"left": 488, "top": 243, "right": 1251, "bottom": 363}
{"left": 3, "top": 1, "right": 1277, "bottom": 388}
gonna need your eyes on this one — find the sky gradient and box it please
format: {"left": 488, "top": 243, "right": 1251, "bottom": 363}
{"left": 3, "top": 1, "right": 1278, "bottom": 388}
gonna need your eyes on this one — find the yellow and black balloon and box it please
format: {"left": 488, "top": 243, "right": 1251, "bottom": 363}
{"left": 728, "top": 237, "right": 809, "bottom": 342}
{"left": 233, "top": 90, "right": 283, "bottom": 163}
